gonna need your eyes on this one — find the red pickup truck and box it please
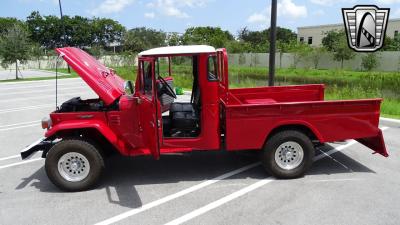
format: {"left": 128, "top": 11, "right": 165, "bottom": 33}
{"left": 21, "top": 46, "right": 388, "bottom": 191}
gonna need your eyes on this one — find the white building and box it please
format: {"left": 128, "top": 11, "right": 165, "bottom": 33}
{"left": 297, "top": 19, "right": 400, "bottom": 47}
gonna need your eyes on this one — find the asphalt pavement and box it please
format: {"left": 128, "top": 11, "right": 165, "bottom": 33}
{"left": 0, "top": 78, "right": 399, "bottom": 225}
{"left": 0, "top": 69, "right": 70, "bottom": 81}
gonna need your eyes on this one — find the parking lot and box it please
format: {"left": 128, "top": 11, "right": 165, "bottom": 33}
{"left": 0, "top": 77, "right": 399, "bottom": 225}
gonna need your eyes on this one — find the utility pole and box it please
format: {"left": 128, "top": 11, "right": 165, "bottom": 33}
{"left": 268, "top": 0, "right": 277, "bottom": 86}
{"left": 58, "top": 0, "right": 71, "bottom": 73}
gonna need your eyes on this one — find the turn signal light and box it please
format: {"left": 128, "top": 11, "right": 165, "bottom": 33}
{"left": 41, "top": 117, "right": 52, "bottom": 129}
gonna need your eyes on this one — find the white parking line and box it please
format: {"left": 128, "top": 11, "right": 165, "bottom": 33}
{"left": 164, "top": 178, "right": 275, "bottom": 225}
{"left": 0, "top": 81, "right": 84, "bottom": 91}
{"left": 0, "top": 104, "right": 54, "bottom": 114}
{"left": 0, "top": 158, "right": 42, "bottom": 169}
{"left": 0, "top": 120, "right": 40, "bottom": 132}
{"left": 94, "top": 162, "right": 262, "bottom": 225}
{"left": 162, "top": 131, "right": 392, "bottom": 225}
{"left": 0, "top": 77, "right": 81, "bottom": 86}
{"left": 0, "top": 120, "right": 40, "bottom": 128}
{"left": 0, "top": 86, "right": 87, "bottom": 96}
{"left": 96, "top": 129, "right": 390, "bottom": 225}
{"left": 0, "top": 154, "right": 20, "bottom": 161}
{"left": 0, "top": 92, "right": 94, "bottom": 103}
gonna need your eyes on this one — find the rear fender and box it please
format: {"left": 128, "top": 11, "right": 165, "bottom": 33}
{"left": 45, "top": 120, "right": 121, "bottom": 150}
{"left": 356, "top": 129, "right": 389, "bottom": 157}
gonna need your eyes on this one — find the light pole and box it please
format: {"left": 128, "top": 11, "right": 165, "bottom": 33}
{"left": 58, "top": 0, "right": 71, "bottom": 73}
{"left": 268, "top": 0, "right": 277, "bottom": 86}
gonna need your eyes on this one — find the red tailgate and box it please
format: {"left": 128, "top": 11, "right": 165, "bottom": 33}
{"left": 56, "top": 47, "right": 125, "bottom": 106}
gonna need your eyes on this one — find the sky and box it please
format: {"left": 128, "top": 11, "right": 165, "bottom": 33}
{"left": 1, "top": 0, "right": 400, "bottom": 35}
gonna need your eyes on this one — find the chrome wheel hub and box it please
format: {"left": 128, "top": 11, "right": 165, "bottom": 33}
{"left": 274, "top": 141, "right": 304, "bottom": 170}
{"left": 58, "top": 152, "right": 90, "bottom": 182}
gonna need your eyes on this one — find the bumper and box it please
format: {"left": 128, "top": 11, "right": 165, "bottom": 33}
{"left": 20, "top": 138, "right": 54, "bottom": 160}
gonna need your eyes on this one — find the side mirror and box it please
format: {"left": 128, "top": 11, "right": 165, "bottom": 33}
{"left": 124, "top": 80, "right": 135, "bottom": 96}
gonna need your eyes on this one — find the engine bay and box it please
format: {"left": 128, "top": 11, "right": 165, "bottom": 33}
{"left": 57, "top": 97, "right": 116, "bottom": 113}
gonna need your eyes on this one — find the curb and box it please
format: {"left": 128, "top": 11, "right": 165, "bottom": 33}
{"left": 380, "top": 117, "right": 400, "bottom": 124}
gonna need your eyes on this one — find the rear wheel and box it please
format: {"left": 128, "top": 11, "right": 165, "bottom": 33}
{"left": 262, "top": 130, "right": 314, "bottom": 179}
{"left": 45, "top": 139, "right": 104, "bottom": 192}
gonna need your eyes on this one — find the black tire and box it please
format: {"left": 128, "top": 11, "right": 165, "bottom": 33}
{"left": 261, "top": 130, "right": 315, "bottom": 179}
{"left": 45, "top": 139, "right": 104, "bottom": 192}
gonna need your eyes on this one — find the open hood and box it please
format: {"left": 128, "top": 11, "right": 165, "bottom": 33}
{"left": 56, "top": 47, "right": 125, "bottom": 106}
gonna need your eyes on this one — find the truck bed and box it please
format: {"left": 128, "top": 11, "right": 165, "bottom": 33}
{"left": 222, "top": 84, "right": 387, "bottom": 157}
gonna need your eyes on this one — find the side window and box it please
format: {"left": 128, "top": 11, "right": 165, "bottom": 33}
{"left": 140, "top": 61, "right": 153, "bottom": 98}
{"left": 207, "top": 56, "right": 218, "bottom": 81}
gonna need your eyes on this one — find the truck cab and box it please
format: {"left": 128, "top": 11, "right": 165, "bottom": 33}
{"left": 21, "top": 46, "right": 388, "bottom": 191}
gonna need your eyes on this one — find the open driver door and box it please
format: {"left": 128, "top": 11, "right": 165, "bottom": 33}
{"left": 137, "top": 57, "right": 161, "bottom": 160}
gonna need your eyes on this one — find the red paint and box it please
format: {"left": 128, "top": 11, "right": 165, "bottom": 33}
{"left": 46, "top": 47, "right": 387, "bottom": 159}
{"left": 55, "top": 47, "right": 124, "bottom": 106}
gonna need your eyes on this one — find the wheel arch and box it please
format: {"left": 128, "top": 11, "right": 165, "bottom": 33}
{"left": 264, "top": 123, "right": 324, "bottom": 147}
{"left": 44, "top": 121, "right": 120, "bottom": 157}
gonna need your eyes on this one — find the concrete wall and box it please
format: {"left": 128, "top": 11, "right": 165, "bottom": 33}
{"left": 229, "top": 51, "right": 400, "bottom": 72}
{"left": 0, "top": 55, "right": 137, "bottom": 71}
{"left": 3, "top": 52, "right": 400, "bottom": 72}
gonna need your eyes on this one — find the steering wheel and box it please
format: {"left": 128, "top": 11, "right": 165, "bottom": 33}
{"left": 158, "top": 76, "right": 177, "bottom": 99}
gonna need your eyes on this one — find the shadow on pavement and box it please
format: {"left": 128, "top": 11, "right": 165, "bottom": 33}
{"left": 15, "top": 145, "right": 374, "bottom": 208}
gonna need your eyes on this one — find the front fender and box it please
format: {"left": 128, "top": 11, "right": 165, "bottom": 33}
{"left": 45, "top": 120, "right": 120, "bottom": 148}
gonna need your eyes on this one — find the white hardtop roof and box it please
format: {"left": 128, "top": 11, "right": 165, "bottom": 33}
{"left": 139, "top": 45, "right": 216, "bottom": 56}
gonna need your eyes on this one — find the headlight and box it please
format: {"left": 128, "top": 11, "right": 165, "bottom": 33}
{"left": 41, "top": 116, "right": 52, "bottom": 129}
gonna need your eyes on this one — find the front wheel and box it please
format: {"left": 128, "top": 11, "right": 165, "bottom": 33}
{"left": 45, "top": 139, "right": 104, "bottom": 192}
{"left": 261, "top": 130, "right": 315, "bottom": 179}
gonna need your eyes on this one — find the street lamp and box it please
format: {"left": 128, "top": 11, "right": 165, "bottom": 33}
{"left": 268, "top": 0, "right": 277, "bottom": 86}
{"left": 58, "top": 0, "right": 70, "bottom": 73}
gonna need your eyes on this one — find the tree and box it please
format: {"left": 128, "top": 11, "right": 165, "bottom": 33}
{"left": 92, "top": 18, "right": 125, "bottom": 48}
{"left": 0, "top": 25, "right": 31, "bottom": 79}
{"left": 166, "top": 32, "right": 182, "bottom": 46}
{"left": 382, "top": 36, "right": 400, "bottom": 51}
{"left": 287, "top": 41, "right": 312, "bottom": 68}
{"left": 321, "top": 30, "right": 343, "bottom": 51}
{"left": 26, "top": 11, "right": 126, "bottom": 50}
{"left": 182, "top": 26, "right": 234, "bottom": 48}
{"left": 238, "top": 27, "right": 296, "bottom": 53}
{"left": 0, "top": 17, "right": 24, "bottom": 35}
{"left": 30, "top": 43, "right": 44, "bottom": 69}
{"left": 332, "top": 34, "right": 355, "bottom": 69}
{"left": 322, "top": 30, "right": 355, "bottom": 69}
{"left": 361, "top": 53, "right": 380, "bottom": 71}
{"left": 123, "top": 27, "right": 166, "bottom": 53}
{"left": 309, "top": 47, "right": 326, "bottom": 69}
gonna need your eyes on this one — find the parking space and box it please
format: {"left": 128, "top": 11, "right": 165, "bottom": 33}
{"left": 0, "top": 78, "right": 399, "bottom": 225}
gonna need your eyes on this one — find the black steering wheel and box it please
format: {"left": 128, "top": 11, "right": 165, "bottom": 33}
{"left": 158, "top": 76, "right": 177, "bottom": 99}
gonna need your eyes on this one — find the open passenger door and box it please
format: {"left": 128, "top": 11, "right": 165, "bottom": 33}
{"left": 137, "top": 57, "right": 161, "bottom": 159}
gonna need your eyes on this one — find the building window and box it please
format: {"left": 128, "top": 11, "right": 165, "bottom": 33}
{"left": 395, "top": 30, "right": 399, "bottom": 37}
{"left": 299, "top": 37, "right": 304, "bottom": 43}
{"left": 308, "top": 37, "right": 313, "bottom": 45}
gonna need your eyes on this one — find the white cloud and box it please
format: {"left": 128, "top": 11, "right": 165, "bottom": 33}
{"left": 247, "top": 13, "right": 268, "bottom": 24}
{"left": 144, "top": 12, "right": 156, "bottom": 19}
{"left": 280, "top": 0, "right": 307, "bottom": 19}
{"left": 90, "top": 0, "right": 134, "bottom": 15}
{"left": 247, "top": 0, "right": 307, "bottom": 25}
{"left": 376, "top": 0, "right": 400, "bottom": 4}
{"left": 147, "top": 0, "right": 210, "bottom": 19}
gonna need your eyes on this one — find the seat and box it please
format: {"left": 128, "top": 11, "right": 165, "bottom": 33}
{"left": 170, "top": 103, "right": 198, "bottom": 130}
{"left": 170, "top": 103, "right": 195, "bottom": 113}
